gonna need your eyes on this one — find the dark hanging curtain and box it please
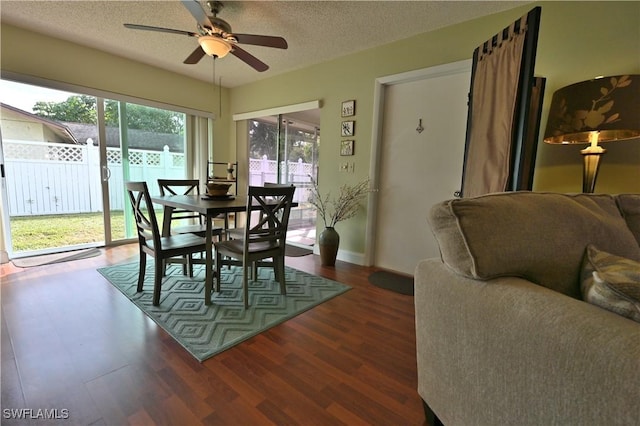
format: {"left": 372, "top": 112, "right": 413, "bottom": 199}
{"left": 460, "top": 7, "right": 543, "bottom": 198}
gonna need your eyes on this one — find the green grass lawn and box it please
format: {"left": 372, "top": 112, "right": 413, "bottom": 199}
{"left": 10, "top": 209, "right": 311, "bottom": 252}
{"left": 10, "top": 211, "right": 128, "bottom": 251}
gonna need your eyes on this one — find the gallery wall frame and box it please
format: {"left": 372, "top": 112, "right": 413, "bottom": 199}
{"left": 341, "top": 120, "right": 355, "bottom": 137}
{"left": 341, "top": 100, "right": 356, "bottom": 117}
{"left": 341, "top": 140, "right": 354, "bottom": 156}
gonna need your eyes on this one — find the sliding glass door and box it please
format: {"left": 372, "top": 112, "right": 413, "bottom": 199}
{"left": 0, "top": 79, "right": 188, "bottom": 257}
{"left": 247, "top": 113, "right": 319, "bottom": 246}
{"left": 1, "top": 81, "right": 104, "bottom": 256}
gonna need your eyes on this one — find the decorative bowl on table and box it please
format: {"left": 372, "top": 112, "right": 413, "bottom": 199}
{"left": 206, "top": 182, "right": 232, "bottom": 196}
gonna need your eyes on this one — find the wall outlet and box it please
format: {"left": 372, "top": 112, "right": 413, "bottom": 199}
{"left": 348, "top": 162, "right": 355, "bottom": 173}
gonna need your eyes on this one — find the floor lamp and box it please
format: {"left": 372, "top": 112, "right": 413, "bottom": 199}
{"left": 543, "top": 75, "right": 640, "bottom": 193}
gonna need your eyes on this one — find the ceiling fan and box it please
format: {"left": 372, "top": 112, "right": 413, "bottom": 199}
{"left": 124, "top": 0, "right": 288, "bottom": 72}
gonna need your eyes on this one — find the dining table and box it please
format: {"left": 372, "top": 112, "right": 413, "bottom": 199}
{"left": 150, "top": 193, "right": 297, "bottom": 305}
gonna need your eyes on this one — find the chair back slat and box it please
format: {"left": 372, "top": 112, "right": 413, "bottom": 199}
{"left": 126, "top": 181, "right": 161, "bottom": 250}
{"left": 244, "top": 186, "right": 295, "bottom": 247}
{"left": 157, "top": 179, "right": 203, "bottom": 224}
{"left": 158, "top": 179, "right": 200, "bottom": 196}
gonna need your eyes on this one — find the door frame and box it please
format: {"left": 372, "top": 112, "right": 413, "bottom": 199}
{"left": 365, "top": 59, "right": 472, "bottom": 266}
{"left": 0, "top": 128, "right": 11, "bottom": 263}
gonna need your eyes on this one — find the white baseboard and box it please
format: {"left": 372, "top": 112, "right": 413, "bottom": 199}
{"left": 312, "top": 246, "right": 365, "bottom": 266}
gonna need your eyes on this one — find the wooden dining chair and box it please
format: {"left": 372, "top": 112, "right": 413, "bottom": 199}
{"left": 126, "top": 181, "right": 208, "bottom": 306}
{"left": 157, "top": 179, "right": 225, "bottom": 240}
{"left": 226, "top": 183, "right": 295, "bottom": 279}
{"left": 214, "top": 185, "right": 296, "bottom": 309}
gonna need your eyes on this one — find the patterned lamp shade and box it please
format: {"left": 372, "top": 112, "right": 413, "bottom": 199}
{"left": 543, "top": 75, "right": 640, "bottom": 192}
{"left": 544, "top": 75, "right": 640, "bottom": 144}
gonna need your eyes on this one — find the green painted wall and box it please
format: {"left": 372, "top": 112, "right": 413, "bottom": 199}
{"left": 2, "top": 1, "right": 639, "bottom": 260}
{"left": 228, "top": 1, "right": 640, "bottom": 255}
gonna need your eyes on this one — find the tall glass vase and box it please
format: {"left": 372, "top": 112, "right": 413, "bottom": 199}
{"left": 319, "top": 227, "right": 340, "bottom": 266}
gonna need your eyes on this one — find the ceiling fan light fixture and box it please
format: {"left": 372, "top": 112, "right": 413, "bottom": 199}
{"left": 198, "top": 35, "right": 231, "bottom": 58}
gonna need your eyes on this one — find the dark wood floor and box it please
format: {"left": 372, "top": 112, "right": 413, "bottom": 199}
{"left": 1, "top": 244, "right": 425, "bottom": 425}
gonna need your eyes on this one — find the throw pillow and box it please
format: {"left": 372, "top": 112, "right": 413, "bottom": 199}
{"left": 581, "top": 244, "right": 640, "bottom": 323}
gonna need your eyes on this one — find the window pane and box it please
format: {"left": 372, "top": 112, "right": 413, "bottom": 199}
{"left": 1, "top": 80, "right": 103, "bottom": 254}
{"left": 105, "top": 101, "right": 187, "bottom": 240}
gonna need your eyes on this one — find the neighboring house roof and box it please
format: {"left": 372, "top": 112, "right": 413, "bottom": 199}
{"left": 1, "top": 102, "right": 78, "bottom": 144}
{"left": 1, "top": 103, "right": 183, "bottom": 152}
{"left": 63, "top": 122, "right": 184, "bottom": 152}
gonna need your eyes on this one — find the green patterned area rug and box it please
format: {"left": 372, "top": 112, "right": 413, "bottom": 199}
{"left": 97, "top": 261, "right": 350, "bottom": 362}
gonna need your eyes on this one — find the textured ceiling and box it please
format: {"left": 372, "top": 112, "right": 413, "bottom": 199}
{"left": 1, "top": 1, "right": 527, "bottom": 88}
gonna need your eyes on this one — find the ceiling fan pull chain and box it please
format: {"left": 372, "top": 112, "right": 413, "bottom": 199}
{"left": 212, "top": 59, "right": 217, "bottom": 116}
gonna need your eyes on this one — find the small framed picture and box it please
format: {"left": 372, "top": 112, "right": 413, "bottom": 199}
{"left": 341, "top": 120, "right": 355, "bottom": 137}
{"left": 340, "top": 140, "right": 354, "bottom": 156}
{"left": 341, "top": 100, "right": 355, "bottom": 117}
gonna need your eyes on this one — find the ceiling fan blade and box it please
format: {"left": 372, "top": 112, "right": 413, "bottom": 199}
{"left": 184, "top": 46, "right": 206, "bottom": 64}
{"left": 230, "top": 45, "right": 269, "bottom": 72}
{"left": 181, "top": 0, "right": 214, "bottom": 30}
{"left": 233, "top": 34, "right": 288, "bottom": 49}
{"left": 124, "top": 23, "right": 197, "bottom": 37}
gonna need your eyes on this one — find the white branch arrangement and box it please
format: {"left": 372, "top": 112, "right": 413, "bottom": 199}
{"left": 308, "top": 175, "right": 371, "bottom": 228}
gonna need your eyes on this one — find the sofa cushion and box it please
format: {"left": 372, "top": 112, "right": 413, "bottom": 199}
{"left": 616, "top": 194, "right": 640, "bottom": 247}
{"left": 581, "top": 244, "right": 640, "bottom": 323}
{"left": 429, "top": 192, "right": 640, "bottom": 298}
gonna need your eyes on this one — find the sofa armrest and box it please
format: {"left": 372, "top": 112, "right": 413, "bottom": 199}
{"left": 415, "top": 258, "right": 640, "bottom": 426}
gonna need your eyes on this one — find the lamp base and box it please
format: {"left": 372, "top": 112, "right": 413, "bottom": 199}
{"left": 580, "top": 145, "right": 606, "bottom": 193}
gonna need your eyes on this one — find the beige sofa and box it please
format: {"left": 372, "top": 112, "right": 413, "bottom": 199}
{"left": 415, "top": 192, "right": 640, "bottom": 426}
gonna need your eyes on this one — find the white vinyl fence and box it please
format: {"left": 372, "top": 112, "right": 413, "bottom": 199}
{"left": 3, "top": 140, "right": 316, "bottom": 217}
{"left": 248, "top": 155, "right": 314, "bottom": 206}
{"left": 3, "top": 140, "right": 184, "bottom": 216}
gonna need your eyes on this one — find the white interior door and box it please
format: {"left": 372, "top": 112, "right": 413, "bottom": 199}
{"left": 373, "top": 64, "right": 471, "bottom": 275}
